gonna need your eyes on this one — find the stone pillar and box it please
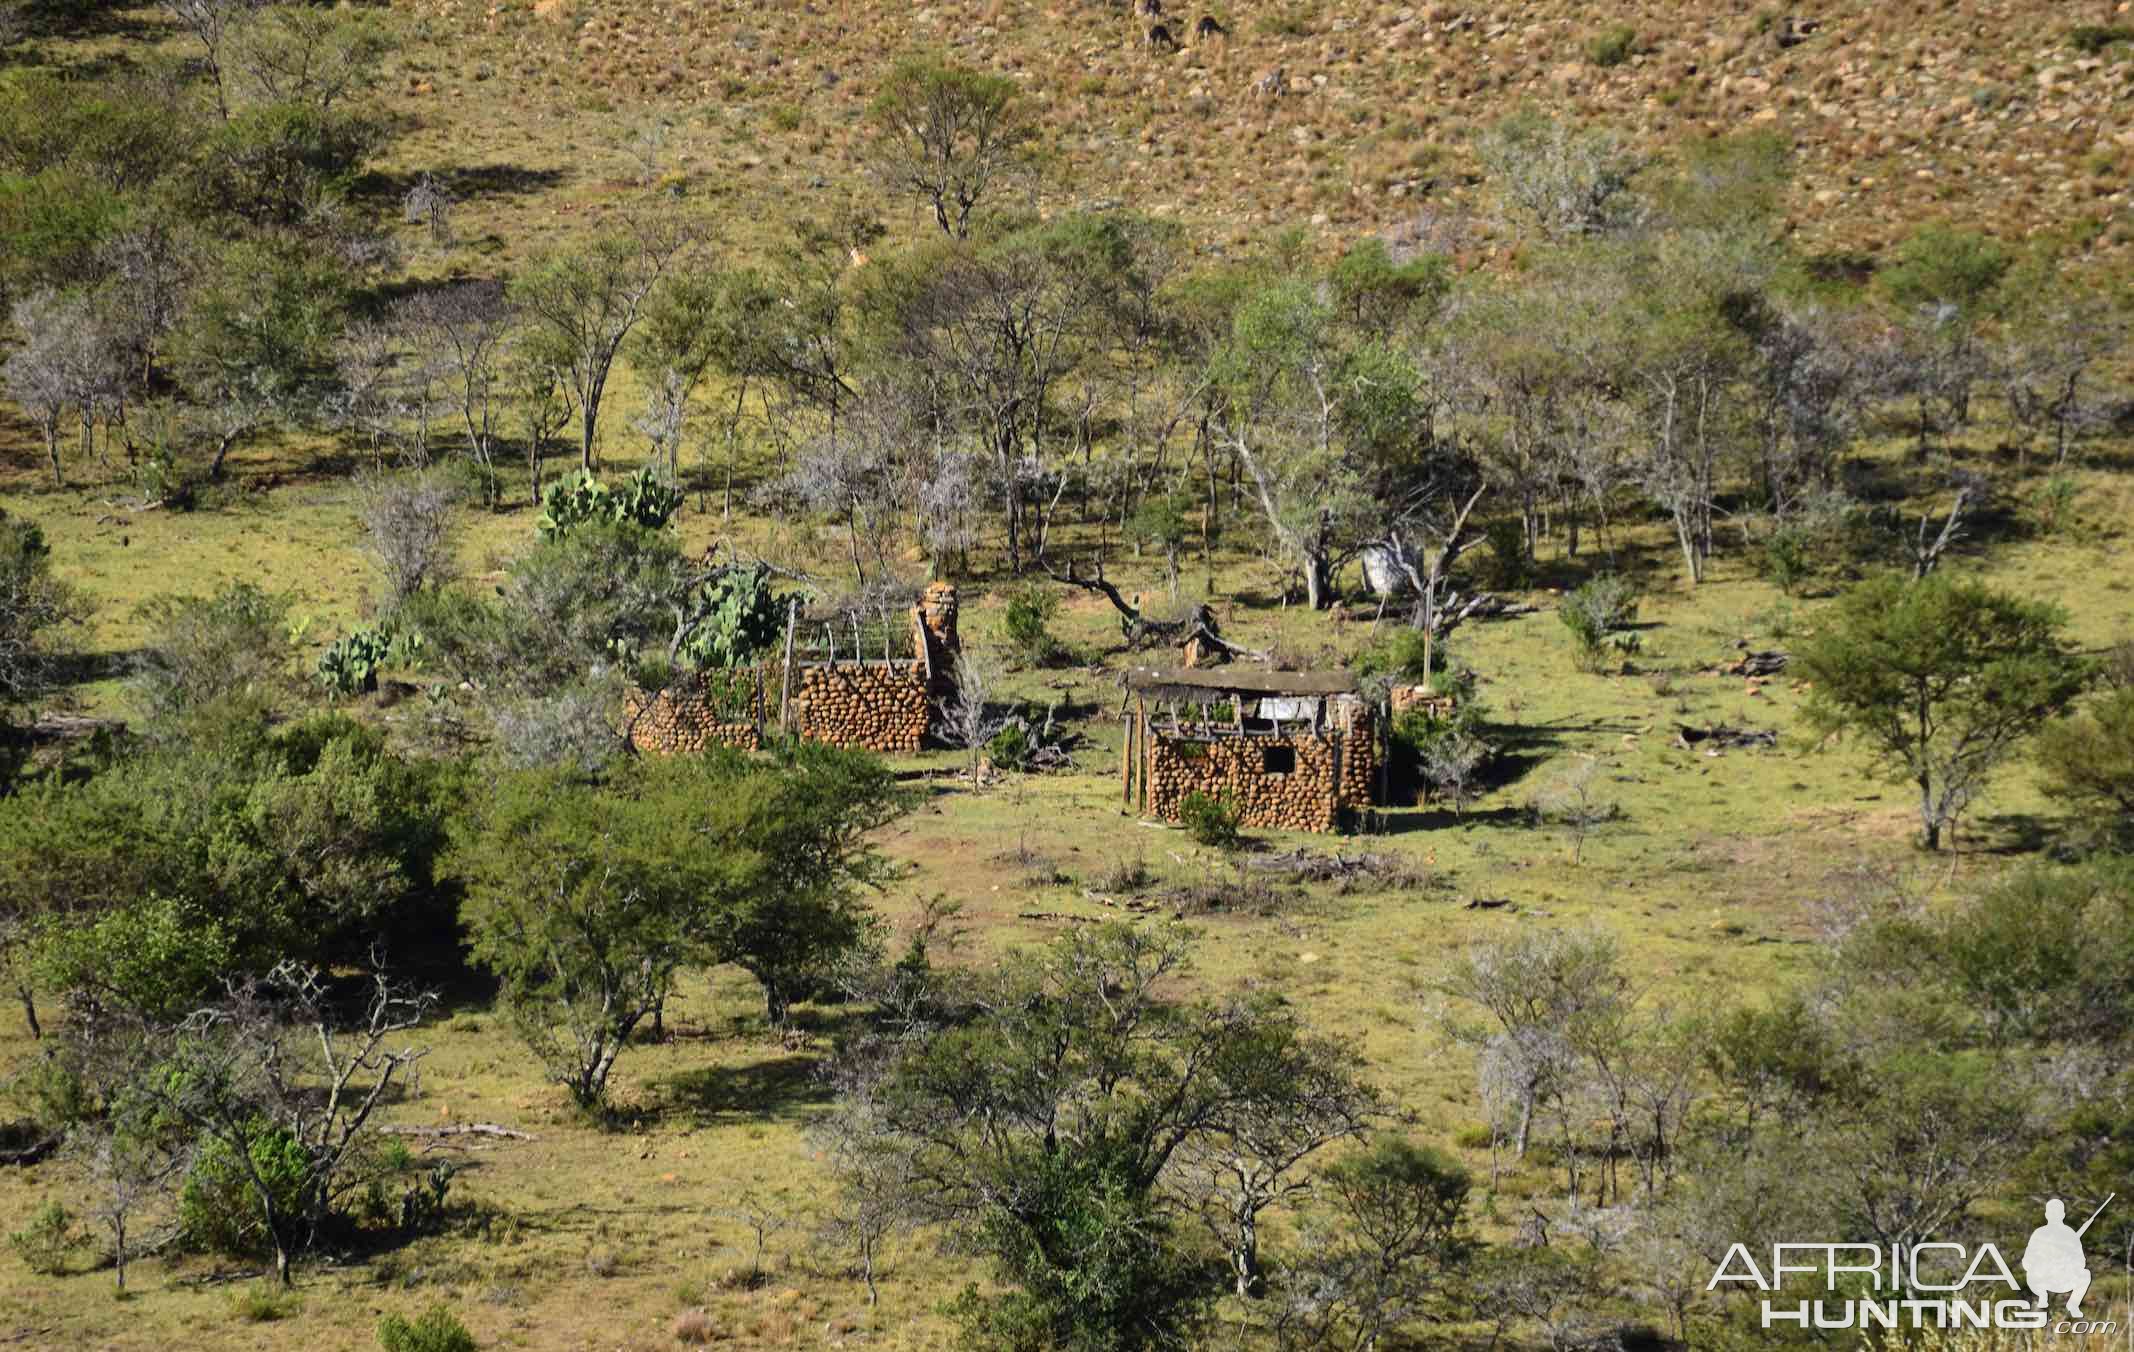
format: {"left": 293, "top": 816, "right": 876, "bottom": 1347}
{"left": 914, "top": 582, "right": 960, "bottom": 696}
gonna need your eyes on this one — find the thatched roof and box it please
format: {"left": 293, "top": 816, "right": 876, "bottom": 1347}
{"left": 1120, "top": 666, "right": 1359, "bottom": 701}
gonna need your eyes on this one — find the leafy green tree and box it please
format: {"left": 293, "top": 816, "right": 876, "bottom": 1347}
{"left": 1271, "top": 1139, "right": 1473, "bottom": 1352}
{"left": 867, "top": 59, "right": 1032, "bottom": 240}
{"left": 461, "top": 747, "right": 899, "bottom": 1107}
{"left": 1209, "top": 274, "right": 1442, "bottom": 609}
{"left": 168, "top": 240, "right": 350, "bottom": 477}
{"left": 1876, "top": 225, "right": 2011, "bottom": 434}
{"left": 458, "top": 763, "right": 696, "bottom": 1112}
{"left": 32, "top": 894, "right": 234, "bottom": 1024}
{"left": 1797, "top": 573, "right": 2086, "bottom": 849}
{"left": 0, "top": 507, "right": 85, "bottom": 710}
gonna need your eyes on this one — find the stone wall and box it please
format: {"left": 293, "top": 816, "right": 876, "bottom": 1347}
{"left": 788, "top": 661, "right": 930, "bottom": 753}
{"left": 1334, "top": 707, "right": 1378, "bottom": 813}
{"left": 1146, "top": 733, "right": 1346, "bottom": 833}
{"left": 625, "top": 674, "right": 767, "bottom": 754}
{"left": 626, "top": 584, "right": 960, "bottom": 758}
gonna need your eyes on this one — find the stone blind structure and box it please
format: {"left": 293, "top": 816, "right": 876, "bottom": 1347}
{"left": 1121, "top": 666, "right": 1380, "bottom": 834}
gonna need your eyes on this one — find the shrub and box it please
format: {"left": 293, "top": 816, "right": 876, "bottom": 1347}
{"left": 2070, "top": 25, "right": 2134, "bottom": 54}
{"left": 131, "top": 582, "right": 297, "bottom": 725}
{"left": 1354, "top": 626, "right": 1433, "bottom": 684}
{"left": 9, "top": 1200, "right": 89, "bottom": 1275}
{"left": 230, "top": 1283, "right": 304, "bottom": 1323}
{"left": 378, "top": 1304, "right": 478, "bottom": 1352}
{"left": 672, "top": 1309, "right": 716, "bottom": 1346}
{"left": 1392, "top": 702, "right": 1492, "bottom": 813}
{"left": 1585, "top": 24, "right": 1639, "bottom": 66}
{"left": 2036, "top": 686, "right": 2134, "bottom": 843}
{"left": 985, "top": 723, "right": 1032, "bottom": 772}
{"left": 1179, "top": 789, "right": 1243, "bottom": 850}
{"left": 1001, "top": 584, "right": 1064, "bottom": 667}
{"left": 1759, "top": 527, "right": 1813, "bottom": 596}
{"left": 360, "top": 473, "right": 460, "bottom": 606}
{"left": 2029, "top": 475, "right": 2080, "bottom": 536}
{"left": 1557, "top": 574, "right": 1640, "bottom": 672}
{"left": 1479, "top": 519, "right": 1532, "bottom": 591}
{"left": 180, "top": 1125, "right": 312, "bottom": 1260}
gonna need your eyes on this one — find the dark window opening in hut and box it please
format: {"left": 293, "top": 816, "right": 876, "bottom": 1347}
{"left": 1262, "top": 746, "right": 1296, "bottom": 775}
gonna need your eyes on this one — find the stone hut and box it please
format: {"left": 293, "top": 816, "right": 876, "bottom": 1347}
{"left": 1121, "top": 666, "right": 1380, "bottom": 833}
{"left": 626, "top": 584, "right": 961, "bottom": 756}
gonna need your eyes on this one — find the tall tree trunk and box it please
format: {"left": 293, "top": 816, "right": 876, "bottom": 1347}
{"left": 16, "top": 983, "right": 40, "bottom": 1040}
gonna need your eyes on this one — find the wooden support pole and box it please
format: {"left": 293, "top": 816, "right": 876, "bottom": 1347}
{"left": 779, "top": 600, "right": 798, "bottom": 734}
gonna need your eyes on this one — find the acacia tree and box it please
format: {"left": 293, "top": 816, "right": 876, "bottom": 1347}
{"left": 1797, "top": 573, "right": 2087, "bottom": 850}
{"left": 395, "top": 280, "right": 515, "bottom": 501}
{"left": 1876, "top": 224, "right": 2010, "bottom": 438}
{"left": 867, "top": 58, "right": 1032, "bottom": 239}
{"left": 512, "top": 214, "right": 701, "bottom": 472}
{"left": 460, "top": 763, "right": 697, "bottom": 1111}
{"left": 824, "top": 923, "right": 1384, "bottom": 1347}
{"left": 866, "top": 223, "right": 1106, "bottom": 574}
{"left": 1210, "top": 276, "right": 1442, "bottom": 608}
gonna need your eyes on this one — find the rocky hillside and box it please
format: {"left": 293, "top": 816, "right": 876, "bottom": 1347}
{"left": 399, "top": 0, "right": 2134, "bottom": 268}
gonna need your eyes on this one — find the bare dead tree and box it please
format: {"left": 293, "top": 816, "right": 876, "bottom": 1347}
{"left": 1908, "top": 476, "right": 1977, "bottom": 581}
{"left": 129, "top": 961, "right": 434, "bottom": 1285}
{"left": 1043, "top": 556, "right": 1269, "bottom": 660}
{"left": 396, "top": 280, "right": 514, "bottom": 499}
{"left": 358, "top": 472, "right": 460, "bottom": 608}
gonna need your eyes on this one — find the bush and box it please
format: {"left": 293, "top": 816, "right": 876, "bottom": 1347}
{"left": 1479, "top": 519, "right": 1533, "bottom": 591}
{"left": 1179, "top": 790, "right": 1243, "bottom": 850}
{"left": 1001, "top": 585, "right": 1064, "bottom": 667}
{"left": 1354, "top": 626, "right": 1433, "bottom": 684}
{"left": 1392, "top": 703, "right": 1492, "bottom": 812}
{"left": 360, "top": 473, "right": 460, "bottom": 607}
{"left": 1759, "top": 527, "right": 1812, "bottom": 597}
{"left": 985, "top": 723, "right": 1032, "bottom": 772}
{"left": 378, "top": 1304, "right": 478, "bottom": 1352}
{"left": 2036, "top": 686, "right": 2134, "bottom": 843}
{"left": 2070, "top": 25, "right": 2134, "bottom": 54}
{"left": 1557, "top": 575, "right": 1640, "bottom": 672}
{"left": 9, "top": 1200, "right": 89, "bottom": 1275}
{"left": 1585, "top": 24, "right": 1639, "bottom": 66}
{"left": 231, "top": 1283, "right": 304, "bottom": 1323}
{"left": 131, "top": 583, "right": 297, "bottom": 726}
{"left": 180, "top": 1125, "right": 312, "bottom": 1260}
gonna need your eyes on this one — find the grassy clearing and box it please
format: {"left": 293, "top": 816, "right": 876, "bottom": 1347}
{"left": 7, "top": 425, "right": 2130, "bottom": 1345}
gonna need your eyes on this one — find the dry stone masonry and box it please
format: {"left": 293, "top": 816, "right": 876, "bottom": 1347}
{"left": 627, "top": 584, "right": 961, "bottom": 756}
{"left": 1121, "top": 666, "right": 1380, "bottom": 834}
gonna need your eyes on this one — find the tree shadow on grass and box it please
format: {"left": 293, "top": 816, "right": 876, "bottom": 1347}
{"left": 1961, "top": 812, "right": 2056, "bottom": 858}
{"left": 650, "top": 1055, "right": 830, "bottom": 1127}
{"left": 1374, "top": 804, "right": 1533, "bottom": 837}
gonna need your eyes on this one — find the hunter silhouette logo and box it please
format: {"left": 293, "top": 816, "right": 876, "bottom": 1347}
{"left": 1708, "top": 1193, "right": 2120, "bottom": 1334}
{"left": 2023, "top": 1196, "right": 2111, "bottom": 1318}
